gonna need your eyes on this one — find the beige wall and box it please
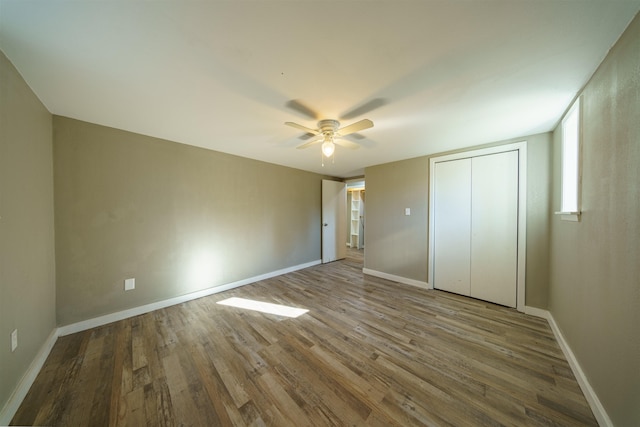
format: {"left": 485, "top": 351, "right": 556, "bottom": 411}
{"left": 54, "top": 117, "right": 325, "bottom": 325}
{"left": 523, "top": 133, "right": 553, "bottom": 308}
{"left": 548, "top": 14, "right": 640, "bottom": 426}
{"left": 364, "top": 132, "right": 552, "bottom": 307}
{"left": 364, "top": 157, "right": 429, "bottom": 281}
{"left": 2, "top": 13, "right": 637, "bottom": 424}
{"left": 0, "top": 52, "right": 56, "bottom": 414}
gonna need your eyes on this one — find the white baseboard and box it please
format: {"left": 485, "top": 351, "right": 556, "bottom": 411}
{"left": 0, "top": 328, "right": 59, "bottom": 426}
{"left": 524, "top": 306, "right": 612, "bottom": 427}
{"left": 1, "top": 259, "right": 321, "bottom": 423}
{"left": 362, "top": 268, "right": 429, "bottom": 289}
{"left": 3, "top": 272, "right": 607, "bottom": 426}
{"left": 59, "top": 259, "right": 321, "bottom": 336}
{"left": 523, "top": 305, "right": 549, "bottom": 319}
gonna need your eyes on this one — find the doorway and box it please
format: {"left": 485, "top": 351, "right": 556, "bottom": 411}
{"left": 346, "top": 179, "right": 365, "bottom": 250}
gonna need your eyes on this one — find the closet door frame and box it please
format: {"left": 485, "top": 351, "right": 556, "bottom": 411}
{"left": 428, "top": 141, "right": 527, "bottom": 312}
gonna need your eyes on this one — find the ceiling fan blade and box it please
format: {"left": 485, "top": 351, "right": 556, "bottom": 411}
{"left": 298, "top": 132, "right": 317, "bottom": 140}
{"left": 285, "top": 121, "right": 320, "bottom": 135}
{"left": 334, "top": 139, "right": 360, "bottom": 150}
{"left": 346, "top": 132, "right": 366, "bottom": 140}
{"left": 286, "top": 100, "right": 320, "bottom": 120}
{"left": 340, "top": 98, "right": 387, "bottom": 120}
{"left": 296, "top": 138, "right": 323, "bottom": 149}
{"left": 337, "top": 119, "right": 373, "bottom": 136}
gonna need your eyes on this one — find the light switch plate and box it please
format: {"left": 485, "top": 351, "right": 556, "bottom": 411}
{"left": 405, "top": 208, "right": 411, "bottom": 216}
{"left": 124, "top": 278, "right": 135, "bottom": 291}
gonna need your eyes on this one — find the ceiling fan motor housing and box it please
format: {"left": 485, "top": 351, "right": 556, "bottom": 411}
{"left": 286, "top": 117, "right": 371, "bottom": 152}
{"left": 318, "top": 119, "right": 340, "bottom": 136}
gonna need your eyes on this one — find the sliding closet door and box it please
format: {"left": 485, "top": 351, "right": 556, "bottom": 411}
{"left": 433, "top": 150, "right": 519, "bottom": 308}
{"left": 470, "top": 151, "right": 518, "bottom": 307}
{"left": 433, "top": 159, "right": 472, "bottom": 296}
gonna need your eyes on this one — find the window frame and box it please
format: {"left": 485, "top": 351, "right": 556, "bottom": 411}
{"left": 556, "top": 97, "right": 582, "bottom": 222}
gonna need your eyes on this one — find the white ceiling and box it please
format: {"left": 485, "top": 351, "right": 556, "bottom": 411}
{"left": 1, "top": 1, "right": 639, "bottom": 177}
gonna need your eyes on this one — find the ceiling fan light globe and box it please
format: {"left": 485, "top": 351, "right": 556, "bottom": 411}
{"left": 322, "top": 141, "right": 335, "bottom": 157}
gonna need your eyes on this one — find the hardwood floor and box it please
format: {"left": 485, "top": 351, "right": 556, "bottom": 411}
{"left": 12, "top": 250, "right": 596, "bottom": 426}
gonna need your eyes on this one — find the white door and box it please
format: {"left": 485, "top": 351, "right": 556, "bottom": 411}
{"left": 322, "top": 180, "right": 347, "bottom": 263}
{"left": 433, "top": 159, "right": 472, "bottom": 296}
{"left": 432, "top": 151, "right": 519, "bottom": 308}
{"left": 470, "top": 151, "right": 518, "bottom": 307}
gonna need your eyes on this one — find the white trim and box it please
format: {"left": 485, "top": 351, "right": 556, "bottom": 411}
{"left": 546, "top": 312, "right": 612, "bottom": 427}
{"left": 362, "top": 268, "right": 428, "bottom": 289}
{"left": 428, "top": 141, "right": 527, "bottom": 312}
{"left": 0, "top": 278, "right": 610, "bottom": 426}
{"left": 1, "top": 259, "right": 322, "bottom": 422}
{"left": 555, "top": 211, "right": 581, "bottom": 222}
{"left": 560, "top": 97, "right": 582, "bottom": 214}
{"left": 0, "top": 328, "right": 59, "bottom": 426}
{"left": 523, "top": 305, "right": 549, "bottom": 319}
{"left": 58, "top": 259, "right": 321, "bottom": 336}
{"left": 524, "top": 306, "right": 612, "bottom": 427}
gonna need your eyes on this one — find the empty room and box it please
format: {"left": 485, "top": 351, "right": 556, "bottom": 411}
{"left": 1, "top": 1, "right": 639, "bottom": 426}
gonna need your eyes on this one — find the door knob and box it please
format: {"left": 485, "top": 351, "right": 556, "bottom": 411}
{"left": 323, "top": 223, "right": 328, "bottom": 226}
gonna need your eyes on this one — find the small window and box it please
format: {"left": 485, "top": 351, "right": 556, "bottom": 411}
{"left": 558, "top": 98, "right": 581, "bottom": 221}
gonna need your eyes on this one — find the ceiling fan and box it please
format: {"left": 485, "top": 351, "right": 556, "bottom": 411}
{"left": 284, "top": 118, "right": 374, "bottom": 158}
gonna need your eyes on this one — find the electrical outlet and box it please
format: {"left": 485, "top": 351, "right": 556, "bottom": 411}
{"left": 11, "top": 329, "right": 18, "bottom": 352}
{"left": 124, "top": 278, "right": 135, "bottom": 291}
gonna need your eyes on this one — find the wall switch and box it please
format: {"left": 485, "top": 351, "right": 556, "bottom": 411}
{"left": 11, "top": 329, "right": 18, "bottom": 352}
{"left": 124, "top": 278, "right": 135, "bottom": 291}
{"left": 405, "top": 208, "right": 411, "bottom": 216}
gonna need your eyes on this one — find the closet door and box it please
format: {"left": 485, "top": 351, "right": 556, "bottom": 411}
{"left": 470, "top": 151, "right": 518, "bottom": 307}
{"left": 433, "top": 159, "right": 472, "bottom": 296}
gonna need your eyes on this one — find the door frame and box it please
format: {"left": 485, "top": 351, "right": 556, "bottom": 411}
{"left": 322, "top": 179, "right": 347, "bottom": 263}
{"left": 428, "top": 141, "right": 527, "bottom": 312}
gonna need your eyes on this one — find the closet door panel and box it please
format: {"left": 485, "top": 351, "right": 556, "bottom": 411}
{"left": 470, "top": 151, "right": 518, "bottom": 307}
{"left": 433, "top": 159, "right": 471, "bottom": 296}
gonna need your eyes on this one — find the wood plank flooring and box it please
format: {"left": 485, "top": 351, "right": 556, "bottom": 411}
{"left": 12, "top": 250, "right": 597, "bottom": 426}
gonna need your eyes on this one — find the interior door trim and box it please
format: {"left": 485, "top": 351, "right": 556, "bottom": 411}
{"left": 321, "top": 179, "right": 347, "bottom": 264}
{"left": 428, "top": 141, "right": 528, "bottom": 312}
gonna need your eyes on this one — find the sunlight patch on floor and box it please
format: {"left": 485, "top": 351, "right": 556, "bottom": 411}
{"left": 217, "top": 297, "right": 308, "bottom": 318}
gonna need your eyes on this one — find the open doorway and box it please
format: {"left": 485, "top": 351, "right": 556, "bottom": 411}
{"left": 346, "top": 179, "right": 365, "bottom": 252}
